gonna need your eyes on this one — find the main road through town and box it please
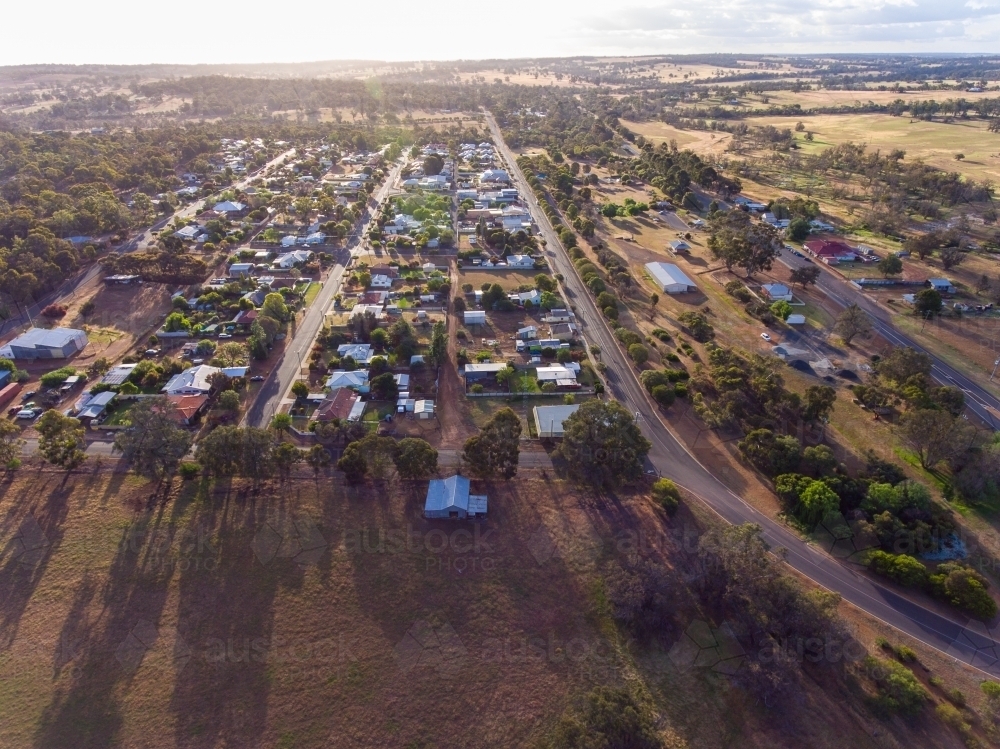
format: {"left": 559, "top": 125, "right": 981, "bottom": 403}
{"left": 485, "top": 110, "right": 1000, "bottom": 677}
{"left": 244, "top": 161, "right": 404, "bottom": 428}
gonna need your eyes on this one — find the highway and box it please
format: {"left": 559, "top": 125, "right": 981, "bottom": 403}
{"left": 485, "top": 111, "right": 1000, "bottom": 678}
{"left": 243, "top": 161, "right": 404, "bottom": 428}
{"left": 774, "top": 247, "right": 1000, "bottom": 430}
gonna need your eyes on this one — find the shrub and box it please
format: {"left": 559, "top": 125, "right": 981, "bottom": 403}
{"left": 470, "top": 384, "right": 484, "bottom": 394}
{"left": 935, "top": 702, "right": 968, "bottom": 732}
{"left": 867, "top": 551, "right": 929, "bottom": 588}
{"left": 178, "top": 462, "right": 200, "bottom": 479}
{"left": 651, "top": 384, "right": 675, "bottom": 407}
{"left": 895, "top": 645, "right": 917, "bottom": 663}
{"left": 627, "top": 344, "right": 649, "bottom": 365}
{"left": 674, "top": 383, "right": 688, "bottom": 398}
{"left": 40, "top": 367, "right": 77, "bottom": 387}
{"left": 41, "top": 303, "right": 67, "bottom": 319}
{"left": 651, "top": 328, "right": 672, "bottom": 342}
{"left": 615, "top": 328, "right": 642, "bottom": 347}
{"left": 981, "top": 681, "right": 1000, "bottom": 700}
{"left": 866, "top": 657, "right": 927, "bottom": 717}
{"left": 651, "top": 478, "right": 680, "bottom": 514}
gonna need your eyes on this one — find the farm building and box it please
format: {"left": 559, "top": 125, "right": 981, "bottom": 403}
{"left": 645, "top": 263, "right": 697, "bottom": 294}
{"left": 464, "top": 310, "right": 487, "bottom": 325}
{"left": 424, "top": 475, "right": 488, "bottom": 520}
{"left": 517, "top": 326, "right": 538, "bottom": 340}
{"left": 929, "top": 278, "right": 956, "bottom": 294}
{"left": 415, "top": 400, "right": 435, "bottom": 419}
{"left": 533, "top": 404, "right": 580, "bottom": 438}
{"left": 0, "top": 327, "right": 88, "bottom": 360}
{"left": 462, "top": 362, "right": 509, "bottom": 383}
{"left": 786, "top": 314, "right": 806, "bottom": 325}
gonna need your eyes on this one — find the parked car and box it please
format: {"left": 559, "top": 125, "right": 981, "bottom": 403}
{"left": 219, "top": 333, "right": 233, "bottom": 339}
{"left": 760, "top": 333, "right": 772, "bottom": 342}
{"left": 250, "top": 375, "right": 264, "bottom": 382}
{"left": 21, "top": 390, "right": 36, "bottom": 401}
{"left": 16, "top": 409, "right": 37, "bottom": 419}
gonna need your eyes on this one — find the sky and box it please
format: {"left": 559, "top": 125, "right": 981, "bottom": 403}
{"left": 3, "top": 0, "right": 999, "bottom": 66}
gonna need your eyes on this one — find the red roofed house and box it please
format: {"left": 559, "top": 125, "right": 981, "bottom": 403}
{"left": 231, "top": 309, "right": 259, "bottom": 329}
{"left": 163, "top": 394, "right": 210, "bottom": 425}
{"left": 314, "top": 388, "right": 359, "bottom": 422}
{"left": 804, "top": 239, "right": 857, "bottom": 265}
{"left": 369, "top": 266, "right": 399, "bottom": 279}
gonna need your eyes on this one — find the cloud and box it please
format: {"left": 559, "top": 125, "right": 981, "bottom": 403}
{"left": 0, "top": 0, "right": 998, "bottom": 65}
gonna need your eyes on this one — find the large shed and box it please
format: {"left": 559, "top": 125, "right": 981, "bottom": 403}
{"left": 424, "top": 475, "right": 488, "bottom": 520}
{"left": 0, "top": 327, "right": 88, "bottom": 360}
{"left": 645, "top": 263, "right": 697, "bottom": 294}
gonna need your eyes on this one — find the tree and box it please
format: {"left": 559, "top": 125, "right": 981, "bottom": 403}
{"left": 797, "top": 480, "right": 839, "bottom": 527}
{"left": 789, "top": 265, "right": 820, "bottom": 288}
{"left": 113, "top": 398, "right": 192, "bottom": 478}
{"left": 976, "top": 274, "right": 991, "bottom": 296}
{"left": 213, "top": 341, "right": 249, "bottom": 368}
{"left": 270, "top": 413, "right": 292, "bottom": 431}
{"left": 627, "top": 344, "right": 649, "bottom": 365}
{"left": 0, "top": 419, "right": 24, "bottom": 469}
{"left": 217, "top": 390, "right": 240, "bottom": 412}
{"left": 876, "top": 347, "right": 932, "bottom": 385}
{"left": 429, "top": 321, "right": 447, "bottom": 367}
{"left": 785, "top": 217, "right": 811, "bottom": 242}
{"left": 163, "top": 311, "right": 191, "bottom": 332}
{"left": 737, "top": 428, "right": 801, "bottom": 476}
{"left": 940, "top": 247, "right": 966, "bottom": 271}
{"left": 394, "top": 438, "right": 439, "bottom": 479}
{"left": 306, "top": 444, "right": 331, "bottom": 476}
{"left": 462, "top": 407, "right": 522, "bottom": 479}
{"left": 261, "top": 292, "right": 289, "bottom": 321}
{"left": 651, "top": 478, "right": 680, "bottom": 515}
{"left": 291, "top": 381, "right": 310, "bottom": 399}
{"left": 36, "top": 411, "right": 86, "bottom": 469}
{"left": 833, "top": 303, "right": 872, "bottom": 345}
{"left": 558, "top": 400, "right": 652, "bottom": 485}
{"left": 770, "top": 300, "right": 792, "bottom": 321}
{"left": 913, "top": 288, "right": 942, "bottom": 316}
{"left": 649, "top": 292, "right": 659, "bottom": 318}
{"left": 272, "top": 441, "right": 303, "bottom": 479}
{"left": 803, "top": 385, "right": 836, "bottom": 422}
{"left": 195, "top": 426, "right": 246, "bottom": 476}
{"left": 369, "top": 372, "right": 398, "bottom": 400}
{"left": 898, "top": 409, "right": 977, "bottom": 469}
{"left": 337, "top": 434, "right": 398, "bottom": 483}
{"left": 877, "top": 254, "right": 903, "bottom": 278}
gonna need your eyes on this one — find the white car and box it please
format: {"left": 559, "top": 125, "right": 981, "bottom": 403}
{"left": 15, "top": 409, "right": 37, "bottom": 419}
{"left": 760, "top": 333, "right": 772, "bottom": 342}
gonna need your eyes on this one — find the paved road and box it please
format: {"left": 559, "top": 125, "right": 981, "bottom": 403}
{"left": 0, "top": 149, "right": 297, "bottom": 336}
{"left": 485, "top": 111, "right": 1000, "bottom": 677}
{"left": 243, "top": 161, "right": 404, "bottom": 428}
{"left": 775, "top": 247, "right": 1000, "bottom": 429}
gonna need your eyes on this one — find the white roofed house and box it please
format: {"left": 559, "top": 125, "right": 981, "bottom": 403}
{"left": 325, "top": 370, "right": 370, "bottom": 392}
{"left": 273, "top": 249, "right": 313, "bottom": 269}
{"left": 161, "top": 364, "right": 220, "bottom": 396}
{"left": 645, "top": 262, "right": 698, "bottom": 294}
{"left": 336, "top": 343, "right": 374, "bottom": 366}
{"left": 213, "top": 201, "right": 247, "bottom": 215}
{"left": 369, "top": 274, "right": 393, "bottom": 289}
{"left": 508, "top": 289, "right": 541, "bottom": 307}
{"left": 173, "top": 224, "right": 203, "bottom": 241}
{"left": 424, "top": 475, "right": 488, "bottom": 520}
{"left": 506, "top": 254, "right": 535, "bottom": 268}
{"left": 761, "top": 283, "right": 793, "bottom": 302}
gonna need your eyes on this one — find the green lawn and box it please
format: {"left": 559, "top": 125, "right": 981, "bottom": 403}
{"left": 511, "top": 372, "right": 541, "bottom": 393}
{"left": 303, "top": 282, "right": 321, "bottom": 306}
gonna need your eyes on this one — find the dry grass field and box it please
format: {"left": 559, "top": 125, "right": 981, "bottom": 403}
{"left": 0, "top": 467, "right": 987, "bottom": 749}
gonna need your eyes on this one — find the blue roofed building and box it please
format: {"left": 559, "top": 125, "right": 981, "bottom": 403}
{"left": 423, "top": 475, "right": 488, "bottom": 520}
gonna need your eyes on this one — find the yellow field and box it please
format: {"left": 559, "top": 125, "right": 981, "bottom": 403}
{"left": 746, "top": 113, "right": 1000, "bottom": 184}
{"left": 762, "top": 87, "right": 1000, "bottom": 108}
{"left": 619, "top": 119, "right": 732, "bottom": 154}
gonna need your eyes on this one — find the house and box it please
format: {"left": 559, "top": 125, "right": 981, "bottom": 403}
{"left": 517, "top": 325, "right": 538, "bottom": 340}
{"left": 669, "top": 240, "right": 690, "bottom": 253}
{"left": 397, "top": 397, "right": 416, "bottom": 413}
{"left": 393, "top": 373, "right": 410, "bottom": 390}
{"left": 786, "top": 314, "right": 806, "bottom": 325}
{"left": 809, "top": 220, "right": 836, "bottom": 233}
{"left": 422, "top": 262, "right": 438, "bottom": 273}
{"left": 314, "top": 387, "right": 360, "bottom": 422}
{"left": 164, "top": 394, "right": 210, "bottom": 425}
{"left": 533, "top": 404, "right": 581, "bottom": 438}
{"left": 161, "top": 364, "right": 220, "bottom": 396}
{"left": 370, "top": 274, "right": 393, "bottom": 289}
{"left": 804, "top": 239, "right": 857, "bottom": 264}
{"left": 536, "top": 366, "right": 577, "bottom": 386}
{"left": 325, "top": 370, "right": 369, "bottom": 391}
{"left": 213, "top": 201, "right": 247, "bottom": 215}
{"left": 337, "top": 343, "right": 374, "bottom": 365}
{"left": 415, "top": 399, "right": 435, "bottom": 419}
{"left": 229, "top": 262, "right": 255, "bottom": 278}
{"left": 462, "top": 362, "right": 509, "bottom": 383}
{"left": 101, "top": 363, "right": 136, "bottom": 385}
{"left": 423, "top": 475, "right": 488, "bottom": 520}
{"left": 77, "top": 391, "right": 116, "bottom": 423}
{"left": 370, "top": 266, "right": 399, "bottom": 279}
{"left": 360, "top": 291, "right": 388, "bottom": 305}
{"left": 761, "top": 283, "right": 793, "bottom": 302}
{"left": 464, "top": 310, "right": 487, "bottom": 325}
{"left": 506, "top": 254, "right": 535, "bottom": 268}
{"left": 479, "top": 169, "right": 510, "bottom": 184}
{"left": 273, "top": 250, "right": 313, "bottom": 269}
{"left": 0, "top": 327, "right": 88, "bottom": 360}
{"left": 350, "top": 304, "right": 385, "bottom": 321}
{"left": 547, "top": 323, "right": 575, "bottom": 341}
{"left": 542, "top": 309, "right": 573, "bottom": 324}
{"left": 174, "top": 225, "right": 203, "bottom": 241}
{"left": 231, "top": 309, "right": 258, "bottom": 328}
{"left": 929, "top": 278, "right": 956, "bottom": 294}
{"left": 645, "top": 262, "right": 697, "bottom": 294}
{"left": 507, "top": 290, "right": 541, "bottom": 308}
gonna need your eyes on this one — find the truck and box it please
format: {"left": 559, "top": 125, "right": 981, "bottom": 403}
{"left": 0, "top": 382, "right": 22, "bottom": 409}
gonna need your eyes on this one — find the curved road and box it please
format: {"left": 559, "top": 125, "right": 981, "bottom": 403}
{"left": 485, "top": 111, "right": 1000, "bottom": 678}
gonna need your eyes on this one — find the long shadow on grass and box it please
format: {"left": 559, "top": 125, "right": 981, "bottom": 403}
{"left": 32, "top": 480, "right": 175, "bottom": 748}
{"left": 167, "top": 478, "right": 290, "bottom": 749}
{"left": 0, "top": 476, "right": 74, "bottom": 649}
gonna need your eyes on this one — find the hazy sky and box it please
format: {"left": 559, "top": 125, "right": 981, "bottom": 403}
{"left": 4, "top": 0, "right": 999, "bottom": 66}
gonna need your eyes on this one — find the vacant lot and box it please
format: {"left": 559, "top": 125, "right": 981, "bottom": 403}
{"left": 457, "top": 268, "right": 539, "bottom": 292}
{"left": 746, "top": 113, "right": 1000, "bottom": 185}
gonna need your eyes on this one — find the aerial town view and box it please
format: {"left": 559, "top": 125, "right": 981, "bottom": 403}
{"left": 5, "top": 3, "right": 1000, "bottom": 748}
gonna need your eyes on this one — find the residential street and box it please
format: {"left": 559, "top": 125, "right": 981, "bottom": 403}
{"left": 243, "top": 161, "right": 404, "bottom": 428}
{"left": 485, "top": 111, "right": 1000, "bottom": 678}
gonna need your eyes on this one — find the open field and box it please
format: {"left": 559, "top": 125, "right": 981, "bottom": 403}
{"left": 457, "top": 268, "right": 539, "bottom": 291}
{"left": 0, "top": 467, "right": 988, "bottom": 749}
{"left": 620, "top": 119, "right": 733, "bottom": 154}
{"left": 746, "top": 114, "right": 1000, "bottom": 184}
{"left": 760, "top": 87, "right": 1000, "bottom": 108}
